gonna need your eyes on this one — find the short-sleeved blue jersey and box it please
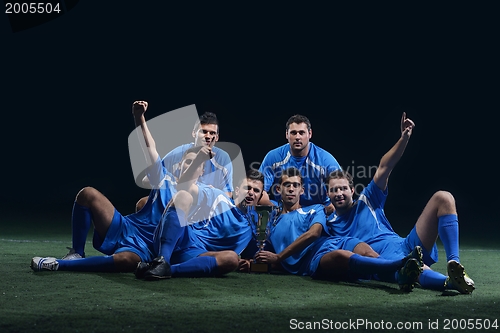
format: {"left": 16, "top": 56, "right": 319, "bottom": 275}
{"left": 109, "top": 157, "right": 176, "bottom": 262}
{"left": 162, "top": 143, "right": 233, "bottom": 193}
{"left": 259, "top": 142, "right": 341, "bottom": 207}
{"left": 187, "top": 184, "right": 253, "bottom": 255}
{"left": 325, "top": 180, "right": 403, "bottom": 254}
{"left": 268, "top": 204, "right": 328, "bottom": 275}
{"left": 134, "top": 156, "right": 176, "bottom": 224}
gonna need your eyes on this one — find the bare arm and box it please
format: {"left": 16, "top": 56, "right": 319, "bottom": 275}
{"left": 254, "top": 223, "right": 324, "bottom": 264}
{"left": 373, "top": 112, "right": 415, "bottom": 191}
{"left": 257, "top": 191, "right": 275, "bottom": 206}
{"left": 324, "top": 202, "right": 335, "bottom": 215}
{"left": 132, "top": 101, "right": 159, "bottom": 166}
{"left": 176, "top": 146, "right": 212, "bottom": 198}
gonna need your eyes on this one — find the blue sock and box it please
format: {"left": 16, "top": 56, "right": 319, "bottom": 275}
{"left": 372, "top": 271, "right": 398, "bottom": 283}
{"left": 57, "top": 256, "right": 116, "bottom": 272}
{"left": 418, "top": 269, "right": 447, "bottom": 291}
{"left": 71, "top": 202, "right": 92, "bottom": 257}
{"left": 349, "top": 254, "right": 403, "bottom": 275}
{"left": 171, "top": 256, "right": 218, "bottom": 277}
{"left": 438, "top": 214, "right": 460, "bottom": 262}
{"left": 156, "top": 207, "right": 186, "bottom": 264}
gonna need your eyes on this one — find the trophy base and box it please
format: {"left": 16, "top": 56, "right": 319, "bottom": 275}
{"left": 249, "top": 262, "right": 270, "bottom": 273}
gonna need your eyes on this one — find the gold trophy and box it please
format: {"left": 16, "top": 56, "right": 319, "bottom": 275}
{"left": 248, "top": 205, "right": 274, "bottom": 273}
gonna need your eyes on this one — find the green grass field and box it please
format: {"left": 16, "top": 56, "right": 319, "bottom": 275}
{"left": 1, "top": 214, "right": 499, "bottom": 333}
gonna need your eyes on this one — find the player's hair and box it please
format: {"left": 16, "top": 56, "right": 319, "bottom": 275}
{"left": 280, "top": 167, "right": 303, "bottom": 184}
{"left": 193, "top": 112, "right": 219, "bottom": 133}
{"left": 285, "top": 114, "right": 311, "bottom": 131}
{"left": 326, "top": 170, "right": 354, "bottom": 189}
{"left": 242, "top": 169, "right": 264, "bottom": 185}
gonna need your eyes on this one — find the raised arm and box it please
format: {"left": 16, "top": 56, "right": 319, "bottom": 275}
{"left": 176, "top": 146, "right": 213, "bottom": 197}
{"left": 132, "top": 101, "right": 159, "bottom": 166}
{"left": 373, "top": 112, "right": 415, "bottom": 191}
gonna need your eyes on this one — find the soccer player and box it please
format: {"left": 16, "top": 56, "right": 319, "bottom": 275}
{"left": 30, "top": 101, "right": 177, "bottom": 273}
{"left": 258, "top": 114, "right": 341, "bottom": 214}
{"left": 326, "top": 112, "right": 475, "bottom": 294}
{"left": 136, "top": 111, "right": 233, "bottom": 211}
{"left": 136, "top": 168, "right": 265, "bottom": 280}
{"left": 253, "top": 167, "right": 423, "bottom": 288}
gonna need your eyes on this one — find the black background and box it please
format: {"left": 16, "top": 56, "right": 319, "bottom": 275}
{"left": 1, "top": 2, "right": 498, "bottom": 239}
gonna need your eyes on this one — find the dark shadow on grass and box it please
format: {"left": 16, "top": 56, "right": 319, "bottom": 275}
{"left": 438, "top": 290, "right": 463, "bottom": 297}
{"left": 91, "top": 270, "right": 244, "bottom": 294}
{"left": 307, "top": 276, "right": 413, "bottom": 294}
{"left": 7, "top": 289, "right": 496, "bottom": 333}
{"left": 14, "top": 264, "right": 497, "bottom": 333}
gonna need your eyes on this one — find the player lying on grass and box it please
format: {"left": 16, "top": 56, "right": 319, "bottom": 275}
{"left": 32, "top": 100, "right": 262, "bottom": 280}
{"left": 325, "top": 112, "right": 474, "bottom": 294}
{"left": 246, "top": 167, "right": 423, "bottom": 290}
{"left": 134, "top": 165, "right": 265, "bottom": 280}
{"left": 31, "top": 101, "right": 235, "bottom": 272}
{"left": 31, "top": 101, "right": 178, "bottom": 273}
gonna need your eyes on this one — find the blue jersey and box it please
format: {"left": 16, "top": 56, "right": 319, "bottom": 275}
{"left": 162, "top": 143, "right": 233, "bottom": 193}
{"left": 259, "top": 142, "right": 341, "bottom": 207}
{"left": 134, "top": 156, "right": 177, "bottom": 225}
{"left": 187, "top": 184, "right": 253, "bottom": 255}
{"left": 268, "top": 204, "right": 328, "bottom": 276}
{"left": 104, "top": 157, "right": 176, "bottom": 262}
{"left": 326, "top": 180, "right": 413, "bottom": 258}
